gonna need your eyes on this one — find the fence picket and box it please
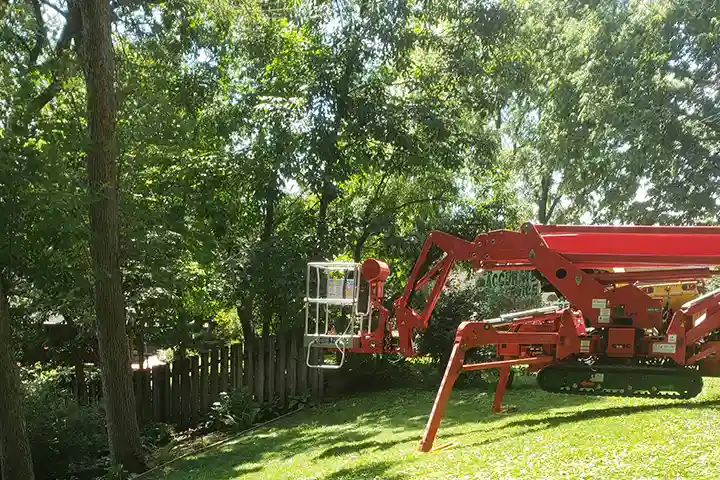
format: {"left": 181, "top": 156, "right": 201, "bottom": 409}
{"left": 288, "top": 336, "right": 297, "bottom": 399}
{"left": 210, "top": 348, "right": 219, "bottom": 404}
{"left": 171, "top": 360, "right": 181, "bottom": 423}
{"left": 298, "top": 336, "right": 308, "bottom": 394}
{"left": 190, "top": 356, "right": 200, "bottom": 423}
{"left": 152, "top": 365, "right": 164, "bottom": 422}
{"left": 267, "top": 337, "right": 275, "bottom": 401}
{"left": 256, "top": 337, "right": 265, "bottom": 404}
{"left": 230, "top": 343, "right": 241, "bottom": 391}
{"left": 220, "top": 345, "right": 229, "bottom": 394}
{"left": 245, "top": 340, "right": 255, "bottom": 398}
{"left": 199, "top": 350, "right": 209, "bottom": 415}
{"left": 161, "top": 363, "right": 171, "bottom": 423}
{"left": 180, "top": 358, "right": 191, "bottom": 428}
{"left": 276, "top": 335, "right": 287, "bottom": 408}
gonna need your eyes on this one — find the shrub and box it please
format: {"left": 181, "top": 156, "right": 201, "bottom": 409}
{"left": 21, "top": 364, "right": 109, "bottom": 480}
{"left": 415, "top": 270, "right": 541, "bottom": 386}
{"left": 207, "top": 388, "right": 260, "bottom": 431}
{"left": 329, "top": 353, "right": 438, "bottom": 395}
{"left": 141, "top": 422, "right": 176, "bottom": 449}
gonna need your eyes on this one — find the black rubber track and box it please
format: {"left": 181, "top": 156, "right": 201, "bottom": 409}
{"left": 537, "top": 363, "right": 704, "bottom": 399}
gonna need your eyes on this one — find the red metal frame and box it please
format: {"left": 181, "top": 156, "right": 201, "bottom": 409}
{"left": 337, "top": 222, "right": 720, "bottom": 452}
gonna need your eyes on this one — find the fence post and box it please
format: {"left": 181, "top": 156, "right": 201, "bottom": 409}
{"left": 160, "top": 364, "right": 171, "bottom": 422}
{"left": 310, "top": 349, "right": 319, "bottom": 400}
{"left": 171, "top": 360, "right": 181, "bottom": 423}
{"left": 133, "top": 370, "right": 142, "bottom": 424}
{"left": 89, "top": 377, "right": 99, "bottom": 402}
{"left": 74, "top": 362, "right": 86, "bottom": 405}
{"left": 316, "top": 349, "right": 324, "bottom": 402}
{"left": 180, "top": 358, "right": 191, "bottom": 428}
{"left": 142, "top": 369, "right": 152, "bottom": 422}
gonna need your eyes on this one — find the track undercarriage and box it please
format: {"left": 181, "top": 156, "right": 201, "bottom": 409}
{"left": 536, "top": 361, "right": 704, "bottom": 399}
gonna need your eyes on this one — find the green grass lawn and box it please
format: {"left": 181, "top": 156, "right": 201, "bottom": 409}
{"left": 153, "top": 375, "right": 720, "bottom": 479}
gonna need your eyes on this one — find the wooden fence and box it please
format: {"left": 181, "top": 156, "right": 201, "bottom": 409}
{"left": 75, "top": 335, "right": 324, "bottom": 428}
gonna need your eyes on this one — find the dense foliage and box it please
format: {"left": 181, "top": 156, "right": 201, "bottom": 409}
{"left": 21, "top": 366, "right": 109, "bottom": 480}
{"left": 1, "top": 0, "right": 719, "bottom": 477}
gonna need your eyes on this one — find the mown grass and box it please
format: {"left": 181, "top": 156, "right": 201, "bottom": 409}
{"left": 152, "top": 375, "right": 720, "bottom": 480}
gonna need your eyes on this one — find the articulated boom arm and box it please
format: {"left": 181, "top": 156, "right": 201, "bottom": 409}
{"left": 392, "top": 231, "right": 481, "bottom": 356}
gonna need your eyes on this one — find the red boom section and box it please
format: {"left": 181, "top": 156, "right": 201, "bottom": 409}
{"left": 478, "top": 223, "right": 720, "bottom": 270}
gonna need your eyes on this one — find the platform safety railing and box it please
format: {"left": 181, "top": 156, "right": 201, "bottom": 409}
{"left": 304, "top": 261, "right": 371, "bottom": 369}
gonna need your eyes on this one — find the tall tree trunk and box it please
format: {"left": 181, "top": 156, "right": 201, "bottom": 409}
{"left": 79, "top": 0, "right": 145, "bottom": 472}
{"left": 0, "top": 275, "right": 35, "bottom": 480}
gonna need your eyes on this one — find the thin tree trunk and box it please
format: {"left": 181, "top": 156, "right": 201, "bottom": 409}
{"left": 353, "top": 230, "right": 371, "bottom": 262}
{"left": 538, "top": 174, "right": 550, "bottom": 224}
{"left": 79, "top": 0, "right": 145, "bottom": 472}
{"left": 261, "top": 166, "right": 278, "bottom": 339}
{"left": 237, "top": 303, "right": 256, "bottom": 346}
{"left": 315, "top": 0, "right": 369, "bottom": 254}
{"left": 0, "top": 275, "right": 35, "bottom": 480}
{"left": 136, "top": 319, "right": 145, "bottom": 370}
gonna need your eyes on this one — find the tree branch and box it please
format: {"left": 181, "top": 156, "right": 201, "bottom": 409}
{"left": 12, "top": 1, "right": 82, "bottom": 131}
{"left": 545, "top": 175, "right": 565, "bottom": 223}
{"left": 55, "top": 1, "right": 82, "bottom": 55}
{"left": 353, "top": 193, "right": 448, "bottom": 261}
{"left": 546, "top": 193, "right": 562, "bottom": 223}
{"left": 29, "top": 0, "right": 47, "bottom": 66}
{"left": 29, "top": 0, "right": 47, "bottom": 61}
{"left": 40, "top": 0, "right": 68, "bottom": 18}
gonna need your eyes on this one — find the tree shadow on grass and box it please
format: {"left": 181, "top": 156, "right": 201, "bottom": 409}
{"left": 232, "top": 465, "right": 262, "bottom": 476}
{"left": 343, "top": 376, "right": 603, "bottom": 431}
{"left": 317, "top": 437, "right": 418, "bottom": 459}
{"left": 500, "top": 398, "right": 720, "bottom": 431}
{"left": 452, "top": 398, "right": 720, "bottom": 451}
{"left": 322, "top": 461, "right": 405, "bottom": 480}
{"left": 159, "top": 377, "right": 604, "bottom": 479}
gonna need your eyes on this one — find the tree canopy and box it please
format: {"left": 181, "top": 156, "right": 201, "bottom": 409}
{"left": 0, "top": 0, "right": 716, "bottom": 352}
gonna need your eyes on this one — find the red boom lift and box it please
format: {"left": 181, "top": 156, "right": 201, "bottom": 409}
{"left": 303, "top": 222, "right": 720, "bottom": 452}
